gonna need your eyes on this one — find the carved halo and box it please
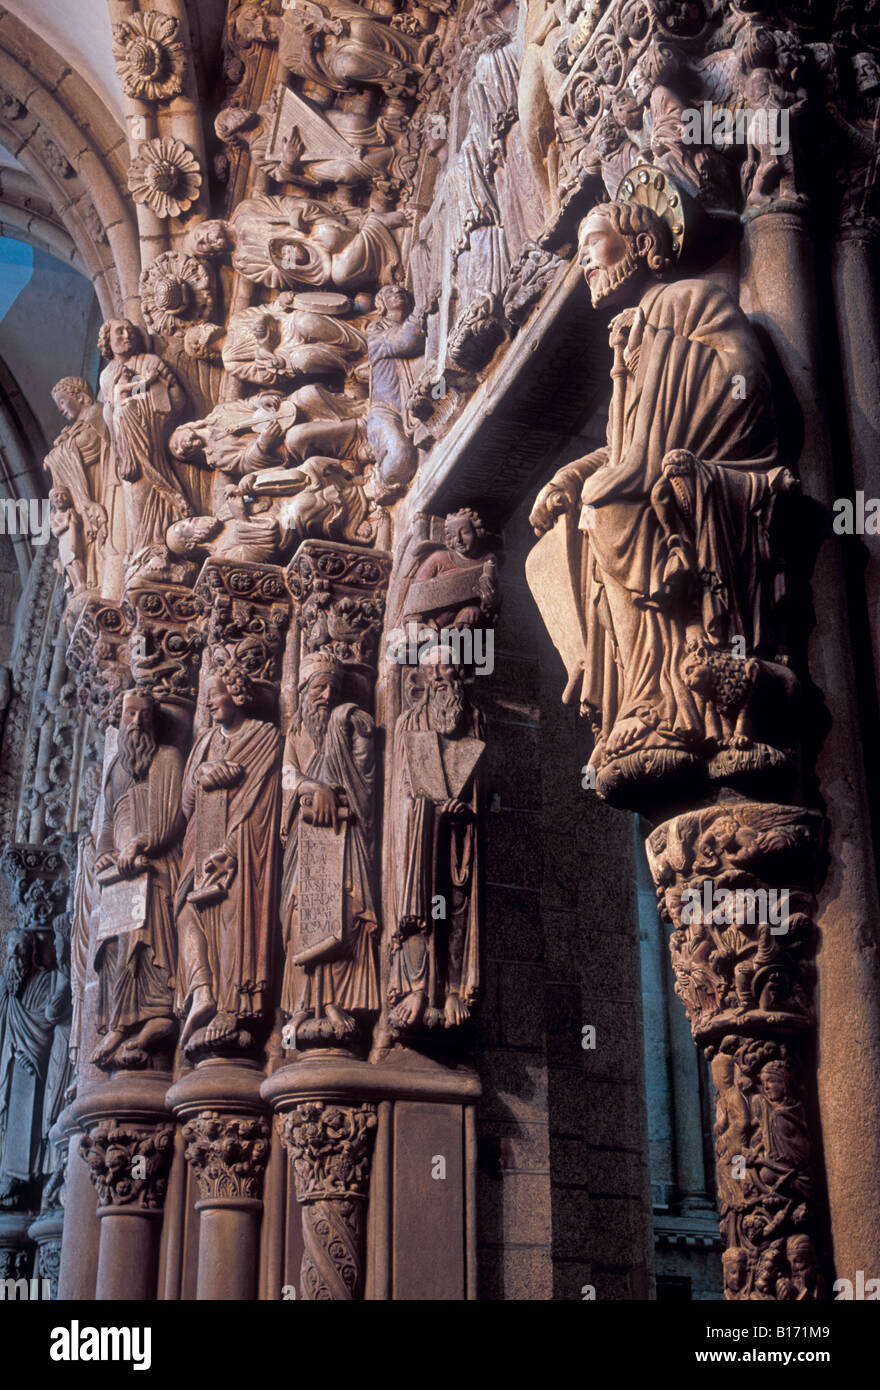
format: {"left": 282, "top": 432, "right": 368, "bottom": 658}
{"left": 615, "top": 164, "right": 686, "bottom": 260}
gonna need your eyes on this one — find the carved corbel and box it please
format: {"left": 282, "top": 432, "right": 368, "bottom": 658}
{"left": 0, "top": 843, "right": 69, "bottom": 935}
{"left": 286, "top": 539, "right": 392, "bottom": 675}
{"left": 194, "top": 558, "right": 291, "bottom": 721}
{"left": 122, "top": 583, "right": 206, "bottom": 710}
{"left": 67, "top": 600, "right": 133, "bottom": 733}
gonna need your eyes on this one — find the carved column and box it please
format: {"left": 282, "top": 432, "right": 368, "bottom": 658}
{"left": 741, "top": 204, "right": 880, "bottom": 1282}
{"left": 55, "top": 1122, "right": 100, "bottom": 1300}
{"left": 278, "top": 1095, "right": 377, "bottom": 1301}
{"left": 646, "top": 802, "right": 827, "bottom": 1299}
{"left": 167, "top": 1061, "right": 269, "bottom": 1301}
{"left": 72, "top": 1074, "right": 173, "bottom": 1301}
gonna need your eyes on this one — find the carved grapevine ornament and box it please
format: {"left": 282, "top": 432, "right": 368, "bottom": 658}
{"left": 112, "top": 12, "right": 186, "bottom": 102}
{"left": 128, "top": 138, "right": 202, "bottom": 219}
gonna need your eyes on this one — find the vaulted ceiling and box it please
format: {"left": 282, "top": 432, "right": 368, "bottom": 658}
{"left": 1, "top": 0, "right": 123, "bottom": 121}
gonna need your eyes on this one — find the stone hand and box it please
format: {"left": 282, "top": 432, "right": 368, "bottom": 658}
{"left": 529, "top": 474, "right": 579, "bottom": 536}
{"left": 197, "top": 760, "right": 244, "bottom": 791}
{"left": 202, "top": 848, "right": 237, "bottom": 885}
{"left": 301, "top": 783, "right": 346, "bottom": 832}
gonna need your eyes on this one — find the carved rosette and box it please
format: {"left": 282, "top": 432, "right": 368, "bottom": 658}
{"left": 79, "top": 1120, "right": 174, "bottom": 1212}
{"left": 140, "top": 252, "right": 213, "bottom": 338}
{"left": 181, "top": 1112, "right": 270, "bottom": 1203}
{"left": 286, "top": 541, "right": 392, "bottom": 674}
{"left": 128, "top": 138, "right": 202, "bottom": 219}
{"left": 122, "top": 584, "right": 206, "bottom": 707}
{"left": 646, "top": 801, "right": 828, "bottom": 1299}
{"left": 279, "top": 1101, "right": 377, "bottom": 1301}
{"left": 112, "top": 11, "right": 186, "bottom": 102}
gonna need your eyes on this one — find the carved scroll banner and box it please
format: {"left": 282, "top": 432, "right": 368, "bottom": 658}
{"left": 293, "top": 819, "right": 347, "bottom": 965}
{"left": 95, "top": 871, "right": 151, "bottom": 942}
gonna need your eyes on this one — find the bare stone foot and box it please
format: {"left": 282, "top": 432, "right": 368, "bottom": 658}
{"left": 126, "top": 1016, "right": 176, "bottom": 1057}
{"left": 324, "top": 1003, "right": 356, "bottom": 1036}
{"left": 91, "top": 1028, "right": 125, "bottom": 1067}
{"left": 444, "top": 992, "right": 469, "bottom": 1027}
{"left": 181, "top": 987, "right": 215, "bottom": 1045}
{"left": 392, "top": 990, "right": 426, "bottom": 1028}
{"left": 203, "top": 1011, "right": 238, "bottom": 1045}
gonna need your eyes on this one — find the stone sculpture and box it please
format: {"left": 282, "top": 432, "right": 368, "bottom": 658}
{"left": 92, "top": 689, "right": 183, "bottom": 1070}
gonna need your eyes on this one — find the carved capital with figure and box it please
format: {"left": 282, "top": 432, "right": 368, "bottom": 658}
{"left": 79, "top": 1120, "right": 174, "bottom": 1211}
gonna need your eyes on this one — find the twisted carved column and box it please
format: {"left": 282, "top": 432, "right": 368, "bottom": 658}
{"left": 279, "top": 1101, "right": 377, "bottom": 1300}
{"left": 646, "top": 801, "right": 827, "bottom": 1299}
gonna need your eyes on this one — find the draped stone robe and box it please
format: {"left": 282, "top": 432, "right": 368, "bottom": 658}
{"left": 280, "top": 703, "right": 380, "bottom": 1019}
{"left": 572, "top": 277, "right": 785, "bottom": 754}
{"left": 176, "top": 718, "right": 282, "bottom": 1023}
{"left": 94, "top": 745, "right": 184, "bottom": 1034}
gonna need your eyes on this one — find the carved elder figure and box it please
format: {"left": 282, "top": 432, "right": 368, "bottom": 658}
{"left": 176, "top": 669, "right": 282, "bottom": 1055}
{"left": 528, "top": 196, "right": 796, "bottom": 808}
{"left": 280, "top": 652, "right": 380, "bottom": 1042}
{"left": 389, "top": 648, "right": 484, "bottom": 1031}
{"left": 92, "top": 689, "right": 183, "bottom": 1069}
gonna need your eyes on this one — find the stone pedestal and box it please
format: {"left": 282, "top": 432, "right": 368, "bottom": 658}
{"left": 167, "top": 1058, "right": 269, "bottom": 1301}
{"left": 70, "top": 1071, "right": 173, "bottom": 1301}
{"left": 263, "top": 1053, "right": 480, "bottom": 1301}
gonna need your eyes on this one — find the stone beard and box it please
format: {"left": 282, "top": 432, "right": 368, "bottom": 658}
{"left": 280, "top": 669, "right": 380, "bottom": 1035}
{"left": 585, "top": 246, "right": 642, "bottom": 308}
{"left": 176, "top": 678, "right": 283, "bottom": 1048}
